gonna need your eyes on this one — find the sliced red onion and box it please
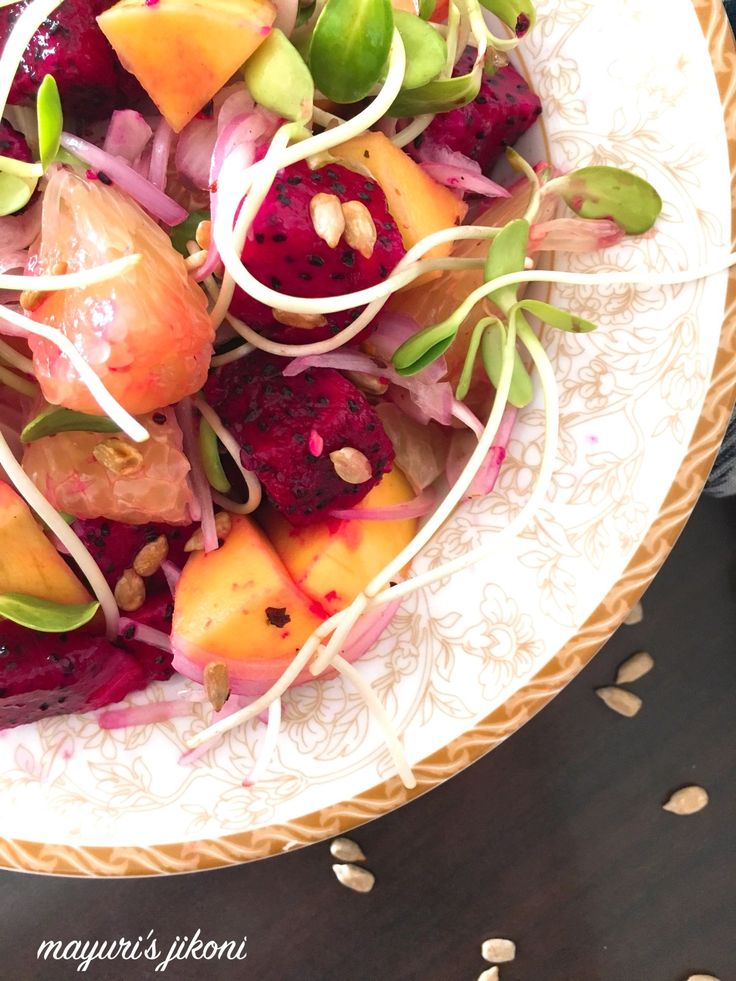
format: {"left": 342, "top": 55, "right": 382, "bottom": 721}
{"left": 529, "top": 218, "right": 626, "bottom": 254}
{"left": 388, "top": 380, "right": 454, "bottom": 427}
{"left": 328, "top": 487, "right": 436, "bottom": 521}
{"left": 340, "top": 597, "right": 402, "bottom": 665}
{"left": 0, "top": 250, "right": 28, "bottom": 275}
{"left": 273, "top": 0, "right": 298, "bottom": 35}
{"left": 59, "top": 132, "right": 187, "bottom": 226}
{"left": 0, "top": 197, "right": 41, "bottom": 254}
{"left": 415, "top": 141, "right": 482, "bottom": 171}
{"left": 451, "top": 398, "right": 484, "bottom": 439}
{"left": 161, "top": 559, "right": 181, "bottom": 596}
{"left": 446, "top": 405, "right": 517, "bottom": 498}
{"left": 216, "top": 87, "right": 257, "bottom": 132}
{"left": 175, "top": 118, "right": 218, "bottom": 190}
{"left": 118, "top": 617, "right": 173, "bottom": 653}
{"left": 102, "top": 110, "right": 153, "bottom": 164}
{"left": 179, "top": 694, "right": 254, "bottom": 765}
{"left": 149, "top": 117, "right": 174, "bottom": 192}
{"left": 99, "top": 699, "right": 193, "bottom": 729}
{"left": 283, "top": 350, "right": 379, "bottom": 376}
{"left": 420, "top": 161, "right": 510, "bottom": 199}
{"left": 175, "top": 397, "right": 218, "bottom": 553}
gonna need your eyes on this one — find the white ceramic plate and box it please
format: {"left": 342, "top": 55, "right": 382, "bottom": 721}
{"left": 0, "top": 0, "right": 733, "bottom": 875}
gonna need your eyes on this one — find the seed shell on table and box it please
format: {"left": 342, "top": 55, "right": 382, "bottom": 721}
{"left": 595, "top": 686, "right": 642, "bottom": 718}
{"left": 477, "top": 968, "right": 500, "bottom": 981}
{"left": 329, "top": 837, "right": 366, "bottom": 863}
{"left": 615, "top": 650, "right": 654, "bottom": 684}
{"left": 685, "top": 974, "right": 720, "bottom": 980}
{"left": 481, "top": 938, "right": 516, "bottom": 963}
{"left": 622, "top": 600, "right": 644, "bottom": 625}
{"left": 662, "top": 785, "right": 709, "bottom": 815}
{"left": 332, "top": 863, "right": 375, "bottom": 893}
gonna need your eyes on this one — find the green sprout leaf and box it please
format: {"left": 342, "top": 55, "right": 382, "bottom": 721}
{"left": 484, "top": 218, "right": 529, "bottom": 314}
{"left": 309, "top": 0, "right": 394, "bottom": 104}
{"left": 170, "top": 209, "right": 210, "bottom": 257}
{"left": 37, "top": 74, "right": 63, "bottom": 172}
{"left": 479, "top": 0, "right": 535, "bottom": 38}
{"left": 0, "top": 172, "right": 36, "bottom": 216}
{"left": 392, "top": 319, "right": 458, "bottom": 376}
{"left": 21, "top": 406, "right": 121, "bottom": 443}
{"left": 0, "top": 156, "right": 42, "bottom": 179}
{"left": 387, "top": 67, "right": 480, "bottom": 117}
{"left": 454, "top": 318, "right": 492, "bottom": 401}
{"left": 481, "top": 320, "right": 533, "bottom": 407}
{"left": 199, "top": 417, "right": 231, "bottom": 494}
{"left": 515, "top": 298, "right": 598, "bottom": 333}
{"left": 393, "top": 10, "right": 446, "bottom": 90}
{"left": 0, "top": 593, "right": 99, "bottom": 632}
{"left": 418, "top": 0, "right": 436, "bottom": 18}
{"left": 553, "top": 165, "right": 662, "bottom": 235}
{"left": 244, "top": 29, "right": 314, "bottom": 122}
{"left": 295, "top": 0, "right": 316, "bottom": 27}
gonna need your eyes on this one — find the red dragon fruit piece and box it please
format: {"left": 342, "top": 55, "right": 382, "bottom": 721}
{"left": 229, "top": 160, "right": 405, "bottom": 344}
{"left": 0, "top": 614, "right": 173, "bottom": 730}
{"left": 0, "top": 0, "right": 143, "bottom": 120}
{"left": 0, "top": 118, "right": 31, "bottom": 162}
{"left": 204, "top": 352, "right": 395, "bottom": 524}
{"left": 410, "top": 54, "right": 542, "bottom": 174}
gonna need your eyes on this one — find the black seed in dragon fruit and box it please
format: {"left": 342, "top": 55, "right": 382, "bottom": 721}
{"left": 410, "top": 53, "right": 542, "bottom": 174}
{"left": 0, "top": 0, "right": 143, "bottom": 119}
{"left": 204, "top": 352, "right": 395, "bottom": 525}
{"left": 228, "top": 160, "right": 406, "bottom": 345}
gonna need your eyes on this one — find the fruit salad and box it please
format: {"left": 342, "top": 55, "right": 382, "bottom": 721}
{"left": 0, "top": 0, "right": 722, "bottom": 788}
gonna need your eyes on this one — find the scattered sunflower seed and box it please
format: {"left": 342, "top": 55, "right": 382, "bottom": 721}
{"left": 685, "top": 974, "right": 720, "bottom": 980}
{"left": 662, "top": 785, "right": 709, "bottom": 815}
{"left": 477, "top": 969, "right": 499, "bottom": 981}
{"left": 341, "top": 199, "right": 377, "bottom": 259}
{"left": 114, "top": 568, "right": 146, "bottom": 613}
{"left": 332, "top": 862, "right": 375, "bottom": 893}
{"left": 615, "top": 650, "right": 654, "bottom": 685}
{"left": 184, "top": 511, "right": 232, "bottom": 552}
{"left": 595, "top": 686, "right": 642, "bottom": 718}
{"left": 481, "top": 939, "right": 516, "bottom": 963}
{"left": 133, "top": 534, "right": 168, "bottom": 577}
{"left": 273, "top": 308, "right": 328, "bottom": 329}
{"left": 93, "top": 437, "right": 144, "bottom": 476}
{"left": 329, "top": 446, "right": 372, "bottom": 484}
{"left": 330, "top": 837, "right": 366, "bottom": 863}
{"left": 203, "top": 661, "right": 230, "bottom": 713}
{"left": 310, "top": 192, "right": 345, "bottom": 248}
{"left": 623, "top": 600, "right": 643, "bottom": 625}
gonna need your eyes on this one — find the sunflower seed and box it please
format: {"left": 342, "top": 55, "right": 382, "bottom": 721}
{"left": 615, "top": 650, "right": 654, "bottom": 684}
{"left": 341, "top": 200, "right": 377, "bottom": 259}
{"left": 203, "top": 662, "right": 230, "bottom": 712}
{"left": 93, "top": 438, "right": 144, "bottom": 476}
{"left": 184, "top": 511, "right": 233, "bottom": 552}
{"left": 686, "top": 974, "right": 720, "bottom": 980}
{"left": 114, "top": 568, "right": 146, "bottom": 613}
{"left": 623, "top": 600, "right": 643, "bottom": 625}
{"left": 481, "top": 939, "right": 516, "bottom": 963}
{"left": 595, "top": 686, "right": 642, "bottom": 717}
{"left": 310, "top": 192, "right": 345, "bottom": 248}
{"left": 663, "top": 785, "right": 709, "bottom": 815}
{"left": 477, "top": 969, "right": 500, "bottom": 981}
{"left": 273, "top": 309, "right": 328, "bottom": 329}
{"left": 330, "top": 837, "right": 366, "bottom": 863}
{"left": 329, "top": 446, "right": 372, "bottom": 484}
{"left": 332, "top": 862, "right": 374, "bottom": 893}
{"left": 133, "top": 535, "right": 169, "bottom": 577}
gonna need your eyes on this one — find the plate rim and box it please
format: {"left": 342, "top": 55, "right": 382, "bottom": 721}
{"left": 2, "top": 0, "right": 735, "bottom": 877}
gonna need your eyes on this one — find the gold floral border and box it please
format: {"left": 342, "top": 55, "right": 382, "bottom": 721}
{"left": 1, "top": 0, "right": 734, "bottom": 876}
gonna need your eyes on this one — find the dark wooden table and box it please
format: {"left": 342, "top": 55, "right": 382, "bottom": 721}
{"left": 0, "top": 492, "right": 733, "bottom": 981}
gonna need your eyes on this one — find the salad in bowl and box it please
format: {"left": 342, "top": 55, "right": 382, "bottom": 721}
{"left": 0, "top": 0, "right": 728, "bottom": 793}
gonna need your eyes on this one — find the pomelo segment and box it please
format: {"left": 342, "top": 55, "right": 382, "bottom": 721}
{"left": 98, "top": 0, "right": 277, "bottom": 132}
{"left": 29, "top": 169, "right": 213, "bottom": 416}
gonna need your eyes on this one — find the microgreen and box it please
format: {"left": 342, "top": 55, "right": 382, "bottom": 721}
{"left": 513, "top": 298, "right": 598, "bottom": 333}
{"left": 199, "top": 417, "right": 231, "bottom": 494}
{"left": 21, "top": 406, "right": 121, "bottom": 443}
{"left": 0, "top": 172, "right": 36, "bottom": 216}
{"left": 309, "top": 0, "right": 394, "bottom": 103}
{"left": 37, "top": 73, "right": 63, "bottom": 172}
{"left": 481, "top": 315, "right": 533, "bottom": 407}
{"left": 484, "top": 218, "right": 529, "bottom": 313}
{"left": 0, "top": 593, "right": 99, "bottom": 632}
{"left": 392, "top": 319, "right": 458, "bottom": 376}
{"left": 387, "top": 67, "right": 480, "bottom": 117}
{"left": 418, "top": 0, "right": 436, "bottom": 18}
{"left": 170, "top": 209, "right": 210, "bottom": 256}
{"left": 244, "top": 29, "right": 314, "bottom": 123}
{"left": 393, "top": 10, "right": 446, "bottom": 90}
{"left": 547, "top": 165, "right": 662, "bottom": 235}
{"left": 295, "top": 0, "right": 316, "bottom": 27}
{"left": 480, "top": 0, "right": 535, "bottom": 39}
{"left": 454, "top": 317, "right": 491, "bottom": 401}
{"left": 0, "top": 156, "right": 42, "bottom": 179}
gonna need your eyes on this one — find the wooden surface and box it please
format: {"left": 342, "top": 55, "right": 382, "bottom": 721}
{"left": 0, "top": 492, "right": 733, "bottom": 981}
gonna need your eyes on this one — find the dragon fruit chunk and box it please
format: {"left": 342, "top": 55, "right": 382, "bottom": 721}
{"left": 0, "top": 0, "right": 143, "bottom": 119}
{"left": 204, "top": 352, "right": 395, "bottom": 524}
{"left": 410, "top": 55, "right": 542, "bottom": 174}
{"left": 0, "top": 119, "right": 31, "bottom": 163}
{"left": 0, "top": 618, "right": 173, "bottom": 730}
{"left": 229, "top": 160, "right": 406, "bottom": 345}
